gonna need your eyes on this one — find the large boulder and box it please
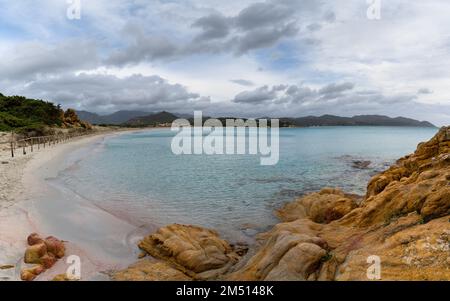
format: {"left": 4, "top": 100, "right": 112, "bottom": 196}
{"left": 137, "top": 224, "right": 240, "bottom": 279}
{"left": 228, "top": 219, "right": 328, "bottom": 281}
{"left": 277, "top": 188, "right": 358, "bottom": 224}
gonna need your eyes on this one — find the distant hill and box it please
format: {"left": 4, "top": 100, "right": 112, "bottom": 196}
{"left": 76, "top": 110, "right": 151, "bottom": 125}
{"left": 76, "top": 109, "right": 436, "bottom": 128}
{"left": 281, "top": 115, "right": 435, "bottom": 128}
{"left": 124, "top": 111, "right": 179, "bottom": 127}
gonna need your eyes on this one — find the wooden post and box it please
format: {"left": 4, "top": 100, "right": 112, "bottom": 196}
{"left": 31, "top": 138, "right": 34, "bottom": 152}
{"left": 10, "top": 132, "right": 14, "bottom": 158}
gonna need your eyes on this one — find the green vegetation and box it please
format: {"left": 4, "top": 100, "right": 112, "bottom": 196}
{"left": 0, "top": 93, "right": 90, "bottom": 135}
{"left": 320, "top": 252, "right": 333, "bottom": 263}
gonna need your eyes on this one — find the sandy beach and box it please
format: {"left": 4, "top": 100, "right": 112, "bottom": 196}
{"left": 0, "top": 130, "right": 146, "bottom": 281}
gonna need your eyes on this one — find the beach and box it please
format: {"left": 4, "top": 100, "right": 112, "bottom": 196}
{"left": 0, "top": 130, "right": 144, "bottom": 281}
{"left": 1, "top": 126, "right": 448, "bottom": 281}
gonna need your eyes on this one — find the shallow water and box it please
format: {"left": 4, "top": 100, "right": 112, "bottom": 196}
{"left": 54, "top": 126, "right": 437, "bottom": 242}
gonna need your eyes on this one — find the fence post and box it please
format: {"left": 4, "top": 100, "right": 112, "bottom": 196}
{"left": 31, "top": 138, "right": 34, "bottom": 152}
{"left": 10, "top": 132, "right": 14, "bottom": 158}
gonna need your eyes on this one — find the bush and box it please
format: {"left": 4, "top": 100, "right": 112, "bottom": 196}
{"left": 0, "top": 93, "right": 90, "bottom": 135}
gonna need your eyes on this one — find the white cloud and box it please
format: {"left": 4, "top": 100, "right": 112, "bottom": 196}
{"left": 0, "top": 0, "right": 448, "bottom": 125}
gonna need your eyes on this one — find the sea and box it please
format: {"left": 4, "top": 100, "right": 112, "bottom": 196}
{"left": 50, "top": 126, "right": 438, "bottom": 242}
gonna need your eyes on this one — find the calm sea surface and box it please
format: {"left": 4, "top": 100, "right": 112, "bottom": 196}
{"left": 55, "top": 126, "right": 438, "bottom": 241}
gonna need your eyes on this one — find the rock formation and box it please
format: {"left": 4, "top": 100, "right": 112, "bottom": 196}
{"left": 113, "top": 224, "right": 242, "bottom": 280}
{"left": 115, "top": 127, "right": 449, "bottom": 281}
{"left": 230, "top": 126, "right": 450, "bottom": 280}
{"left": 21, "top": 233, "right": 65, "bottom": 281}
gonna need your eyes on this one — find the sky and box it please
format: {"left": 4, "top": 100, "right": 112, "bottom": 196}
{"left": 0, "top": 0, "right": 449, "bottom": 125}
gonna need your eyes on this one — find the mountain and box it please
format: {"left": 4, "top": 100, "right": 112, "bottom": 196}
{"left": 281, "top": 114, "right": 436, "bottom": 127}
{"left": 124, "top": 111, "right": 179, "bottom": 127}
{"left": 76, "top": 110, "right": 436, "bottom": 128}
{"left": 76, "top": 110, "right": 151, "bottom": 125}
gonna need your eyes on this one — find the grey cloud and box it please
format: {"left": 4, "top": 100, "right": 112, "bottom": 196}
{"left": 231, "top": 82, "right": 401, "bottom": 108}
{"left": 13, "top": 73, "right": 210, "bottom": 113}
{"left": 230, "top": 79, "right": 255, "bottom": 86}
{"left": 108, "top": 37, "right": 176, "bottom": 65}
{"left": 324, "top": 11, "right": 336, "bottom": 23}
{"left": 233, "top": 22, "right": 299, "bottom": 55}
{"left": 0, "top": 40, "right": 99, "bottom": 80}
{"left": 235, "top": 2, "right": 294, "bottom": 31}
{"left": 418, "top": 88, "right": 433, "bottom": 94}
{"left": 233, "top": 86, "right": 276, "bottom": 104}
{"left": 107, "top": 0, "right": 317, "bottom": 65}
{"left": 192, "top": 13, "right": 230, "bottom": 41}
{"left": 307, "top": 23, "right": 322, "bottom": 32}
{"left": 319, "top": 82, "right": 355, "bottom": 95}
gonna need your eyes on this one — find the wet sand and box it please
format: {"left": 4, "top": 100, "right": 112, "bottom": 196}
{"left": 0, "top": 131, "right": 146, "bottom": 281}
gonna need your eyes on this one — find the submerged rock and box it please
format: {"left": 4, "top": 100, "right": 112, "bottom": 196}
{"left": 352, "top": 160, "right": 371, "bottom": 169}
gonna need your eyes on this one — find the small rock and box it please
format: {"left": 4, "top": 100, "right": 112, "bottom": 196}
{"left": 20, "top": 270, "right": 37, "bottom": 281}
{"left": 52, "top": 273, "right": 79, "bottom": 281}
{"left": 352, "top": 160, "right": 371, "bottom": 169}
{"left": 0, "top": 264, "right": 14, "bottom": 270}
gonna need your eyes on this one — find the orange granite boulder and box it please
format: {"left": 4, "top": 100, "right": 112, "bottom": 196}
{"left": 21, "top": 233, "right": 66, "bottom": 281}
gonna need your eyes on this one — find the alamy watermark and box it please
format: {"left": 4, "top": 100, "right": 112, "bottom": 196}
{"left": 171, "top": 111, "right": 280, "bottom": 166}
{"left": 367, "top": 0, "right": 381, "bottom": 20}
{"left": 67, "top": 0, "right": 81, "bottom": 20}
{"left": 367, "top": 255, "right": 381, "bottom": 280}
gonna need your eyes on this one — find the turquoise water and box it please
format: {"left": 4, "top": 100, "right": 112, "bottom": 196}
{"left": 56, "top": 126, "right": 438, "bottom": 241}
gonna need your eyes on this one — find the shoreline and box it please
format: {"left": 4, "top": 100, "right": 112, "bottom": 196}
{"left": 1, "top": 126, "right": 447, "bottom": 281}
{"left": 0, "top": 129, "right": 149, "bottom": 280}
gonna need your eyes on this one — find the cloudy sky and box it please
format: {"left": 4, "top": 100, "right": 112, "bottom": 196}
{"left": 0, "top": 0, "right": 449, "bottom": 125}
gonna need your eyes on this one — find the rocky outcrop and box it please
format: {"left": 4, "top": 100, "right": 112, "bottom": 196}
{"left": 230, "top": 126, "right": 450, "bottom": 280}
{"left": 112, "top": 259, "right": 192, "bottom": 281}
{"left": 115, "top": 224, "right": 242, "bottom": 280}
{"left": 228, "top": 219, "right": 329, "bottom": 281}
{"left": 21, "top": 233, "right": 65, "bottom": 281}
{"left": 276, "top": 188, "right": 359, "bottom": 224}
